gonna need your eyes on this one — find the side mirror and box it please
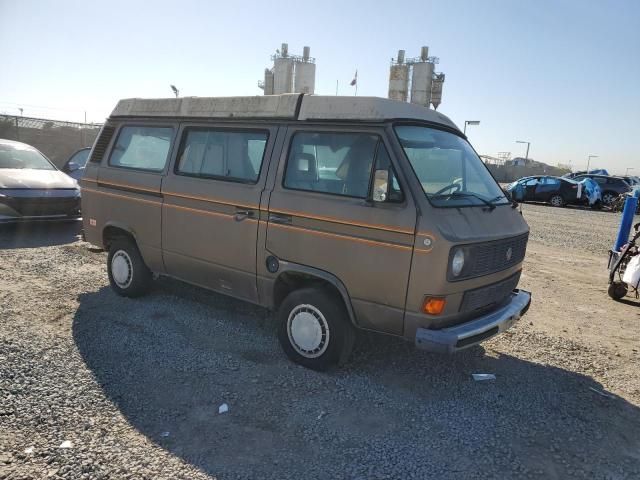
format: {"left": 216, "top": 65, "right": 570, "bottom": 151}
{"left": 372, "top": 169, "right": 389, "bottom": 202}
{"left": 66, "top": 161, "right": 79, "bottom": 172}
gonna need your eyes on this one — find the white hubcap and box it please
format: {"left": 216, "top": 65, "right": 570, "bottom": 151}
{"left": 111, "top": 250, "right": 133, "bottom": 288}
{"left": 287, "top": 304, "right": 330, "bottom": 358}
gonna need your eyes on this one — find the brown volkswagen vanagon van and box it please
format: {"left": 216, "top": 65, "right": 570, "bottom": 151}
{"left": 80, "top": 94, "right": 531, "bottom": 370}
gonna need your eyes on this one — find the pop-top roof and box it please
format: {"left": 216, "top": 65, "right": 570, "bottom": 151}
{"left": 110, "top": 94, "right": 459, "bottom": 131}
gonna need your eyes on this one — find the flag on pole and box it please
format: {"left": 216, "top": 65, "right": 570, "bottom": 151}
{"left": 350, "top": 70, "right": 358, "bottom": 86}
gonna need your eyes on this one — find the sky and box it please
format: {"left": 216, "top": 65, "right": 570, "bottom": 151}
{"left": 1, "top": 0, "right": 638, "bottom": 173}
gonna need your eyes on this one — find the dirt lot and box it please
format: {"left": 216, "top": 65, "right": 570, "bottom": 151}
{"left": 1, "top": 204, "right": 639, "bottom": 479}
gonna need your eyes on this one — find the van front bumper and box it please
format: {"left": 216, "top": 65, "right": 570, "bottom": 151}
{"left": 415, "top": 289, "right": 531, "bottom": 353}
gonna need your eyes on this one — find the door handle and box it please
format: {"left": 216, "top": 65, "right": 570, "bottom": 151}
{"left": 268, "top": 213, "right": 292, "bottom": 225}
{"left": 234, "top": 208, "right": 256, "bottom": 221}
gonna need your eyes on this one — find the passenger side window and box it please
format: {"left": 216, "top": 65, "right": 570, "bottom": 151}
{"left": 109, "top": 126, "right": 173, "bottom": 171}
{"left": 176, "top": 128, "right": 268, "bottom": 183}
{"left": 284, "top": 132, "right": 384, "bottom": 199}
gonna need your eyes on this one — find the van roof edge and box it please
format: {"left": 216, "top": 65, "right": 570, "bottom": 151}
{"left": 109, "top": 94, "right": 459, "bottom": 130}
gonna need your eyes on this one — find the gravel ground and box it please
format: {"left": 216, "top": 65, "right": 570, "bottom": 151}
{"left": 1, "top": 207, "right": 639, "bottom": 479}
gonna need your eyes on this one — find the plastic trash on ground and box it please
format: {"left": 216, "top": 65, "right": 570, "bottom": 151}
{"left": 471, "top": 373, "right": 496, "bottom": 381}
{"left": 160, "top": 431, "right": 170, "bottom": 437}
{"left": 24, "top": 447, "right": 34, "bottom": 454}
{"left": 218, "top": 403, "right": 229, "bottom": 414}
{"left": 622, "top": 255, "right": 640, "bottom": 287}
{"left": 58, "top": 440, "right": 73, "bottom": 449}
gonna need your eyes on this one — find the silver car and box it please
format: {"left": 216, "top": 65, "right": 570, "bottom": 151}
{"left": 0, "top": 139, "right": 81, "bottom": 222}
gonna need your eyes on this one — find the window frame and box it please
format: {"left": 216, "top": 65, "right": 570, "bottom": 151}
{"left": 281, "top": 129, "right": 404, "bottom": 202}
{"left": 173, "top": 126, "right": 270, "bottom": 185}
{"left": 107, "top": 124, "right": 175, "bottom": 173}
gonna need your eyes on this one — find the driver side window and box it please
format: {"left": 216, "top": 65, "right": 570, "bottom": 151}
{"left": 284, "top": 132, "right": 402, "bottom": 202}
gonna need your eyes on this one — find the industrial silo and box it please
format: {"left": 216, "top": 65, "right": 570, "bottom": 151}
{"left": 430, "top": 73, "right": 445, "bottom": 110}
{"left": 293, "top": 46, "right": 316, "bottom": 94}
{"left": 388, "top": 50, "right": 409, "bottom": 102}
{"left": 410, "top": 46, "right": 434, "bottom": 107}
{"left": 273, "top": 43, "right": 294, "bottom": 94}
{"left": 263, "top": 68, "right": 274, "bottom": 95}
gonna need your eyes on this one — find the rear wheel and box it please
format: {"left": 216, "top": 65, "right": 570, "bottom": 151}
{"left": 277, "top": 287, "right": 355, "bottom": 371}
{"left": 549, "top": 194, "right": 565, "bottom": 207}
{"left": 608, "top": 282, "right": 628, "bottom": 300}
{"left": 602, "top": 191, "right": 618, "bottom": 206}
{"left": 107, "top": 238, "right": 152, "bottom": 297}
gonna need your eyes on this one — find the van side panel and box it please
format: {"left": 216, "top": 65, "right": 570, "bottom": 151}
{"left": 96, "top": 170, "right": 165, "bottom": 271}
{"left": 161, "top": 123, "right": 278, "bottom": 303}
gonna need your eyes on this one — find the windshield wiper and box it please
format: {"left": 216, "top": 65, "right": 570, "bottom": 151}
{"left": 431, "top": 191, "right": 496, "bottom": 210}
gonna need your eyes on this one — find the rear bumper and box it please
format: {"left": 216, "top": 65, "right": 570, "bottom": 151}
{"left": 415, "top": 289, "right": 531, "bottom": 353}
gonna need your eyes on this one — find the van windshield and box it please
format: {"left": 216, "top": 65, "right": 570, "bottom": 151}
{"left": 394, "top": 125, "right": 508, "bottom": 208}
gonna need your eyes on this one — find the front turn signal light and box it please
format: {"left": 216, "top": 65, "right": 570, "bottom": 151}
{"left": 422, "top": 296, "right": 446, "bottom": 315}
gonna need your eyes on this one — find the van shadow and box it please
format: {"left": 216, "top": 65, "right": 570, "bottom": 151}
{"left": 72, "top": 281, "right": 640, "bottom": 479}
{"left": 0, "top": 220, "right": 82, "bottom": 248}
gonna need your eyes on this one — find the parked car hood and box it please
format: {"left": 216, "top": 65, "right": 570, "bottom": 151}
{"left": 0, "top": 169, "right": 78, "bottom": 189}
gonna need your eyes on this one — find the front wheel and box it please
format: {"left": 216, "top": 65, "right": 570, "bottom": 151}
{"left": 549, "top": 194, "right": 565, "bottom": 207}
{"left": 277, "top": 287, "right": 355, "bottom": 371}
{"left": 107, "top": 238, "right": 152, "bottom": 297}
{"left": 608, "top": 281, "right": 628, "bottom": 300}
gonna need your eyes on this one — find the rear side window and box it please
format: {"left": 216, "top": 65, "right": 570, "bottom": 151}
{"left": 284, "top": 132, "right": 379, "bottom": 198}
{"left": 540, "top": 177, "right": 560, "bottom": 186}
{"left": 109, "top": 126, "right": 173, "bottom": 171}
{"left": 176, "top": 128, "right": 268, "bottom": 183}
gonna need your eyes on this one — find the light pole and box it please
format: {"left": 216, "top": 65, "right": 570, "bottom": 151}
{"left": 587, "top": 154, "right": 598, "bottom": 173}
{"left": 516, "top": 140, "right": 531, "bottom": 162}
{"left": 170, "top": 85, "right": 179, "bottom": 98}
{"left": 463, "top": 120, "right": 480, "bottom": 135}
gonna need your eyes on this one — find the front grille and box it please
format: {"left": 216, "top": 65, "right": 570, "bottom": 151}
{"left": 453, "top": 233, "right": 528, "bottom": 280}
{"left": 460, "top": 271, "right": 521, "bottom": 313}
{"left": 9, "top": 196, "right": 80, "bottom": 217}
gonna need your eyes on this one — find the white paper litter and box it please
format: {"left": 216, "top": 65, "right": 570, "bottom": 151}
{"left": 218, "top": 403, "right": 229, "bottom": 414}
{"left": 472, "top": 373, "right": 496, "bottom": 381}
{"left": 24, "top": 447, "right": 34, "bottom": 454}
{"left": 161, "top": 431, "right": 170, "bottom": 437}
{"left": 58, "top": 440, "right": 73, "bottom": 449}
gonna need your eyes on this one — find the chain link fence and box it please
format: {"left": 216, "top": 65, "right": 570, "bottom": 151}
{"left": 0, "top": 115, "right": 102, "bottom": 168}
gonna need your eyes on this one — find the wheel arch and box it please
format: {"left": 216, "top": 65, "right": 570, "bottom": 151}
{"left": 102, "top": 221, "right": 138, "bottom": 250}
{"left": 271, "top": 261, "right": 358, "bottom": 328}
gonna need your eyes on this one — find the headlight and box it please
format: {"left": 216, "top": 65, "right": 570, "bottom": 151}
{"left": 451, "top": 248, "right": 465, "bottom": 277}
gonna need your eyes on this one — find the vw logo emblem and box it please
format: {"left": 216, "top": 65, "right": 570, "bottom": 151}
{"left": 506, "top": 247, "right": 513, "bottom": 261}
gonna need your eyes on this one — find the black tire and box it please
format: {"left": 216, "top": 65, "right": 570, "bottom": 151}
{"left": 602, "top": 191, "right": 618, "bottom": 206}
{"left": 277, "top": 287, "right": 355, "bottom": 371}
{"left": 107, "top": 238, "right": 152, "bottom": 297}
{"left": 608, "top": 282, "right": 628, "bottom": 300}
{"left": 549, "top": 194, "right": 565, "bottom": 208}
